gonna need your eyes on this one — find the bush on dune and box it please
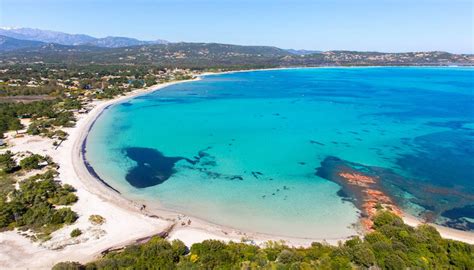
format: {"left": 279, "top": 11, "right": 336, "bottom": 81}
{"left": 0, "top": 169, "right": 78, "bottom": 237}
{"left": 53, "top": 211, "right": 474, "bottom": 269}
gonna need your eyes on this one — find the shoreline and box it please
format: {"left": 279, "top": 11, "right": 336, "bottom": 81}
{"left": 1, "top": 68, "right": 473, "bottom": 268}
{"left": 200, "top": 65, "right": 474, "bottom": 77}
{"left": 401, "top": 212, "right": 474, "bottom": 244}
{"left": 75, "top": 75, "right": 355, "bottom": 243}
{"left": 80, "top": 104, "right": 122, "bottom": 194}
{"left": 76, "top": 69, "right": 474, "bottom": 244}
{"left": 0, "top": 81, "right": 192, "bottom": 268}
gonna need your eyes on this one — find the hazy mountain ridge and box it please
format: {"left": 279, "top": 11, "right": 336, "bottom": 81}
{"left": 286, "top": 49, "right": 322, "bottom": 55}
{"left": 0, "top": 35, "right": 46, "bottom": 51}
{"left": 0, "top": 27, "right": 96, "bottom": 45}
{"left": 0, "top": 27, "right": 168, "bottom": 48}
{"left": 86, "top": 36, "right": 168, "bottom": 48}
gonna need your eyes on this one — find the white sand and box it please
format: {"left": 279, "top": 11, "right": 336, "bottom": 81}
{"left": 0, "top": 78, "right": 322, "bottom": 269}
{"left": 1, "top": 75, "right": 473, "bottom": 269}
{"left": 0, "top": 82, "right": 184, "bottom": 269}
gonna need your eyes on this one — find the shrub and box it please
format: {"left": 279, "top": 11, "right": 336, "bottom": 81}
{"left": 190, "top": 239, "right": 233, "bottom": 269}
{"left": 59, "top": 208, "right": 78, "bottom": 224}
{"left": 373, "top": 211, "right": 404, "bottom": 228}
{"left": 50, "top": 188, "right": 78, "bottom": 205}
{"left": 88, "top": 214, "right": 106, "bottom": 225}
{"left": 351, "top": 244, "right": 375, "bottom": 267}
{"left": 364, "top": 231, "right": 390, "bottom": 244}
{"left": 52, "top": 211, "right": 474, "bottom": 270}
{"left": 383, "top": 253, "right": 406, "bottom": 270}
{"left": 277, "top": 249, "right": 299, "bottom": 264}
{"left": 26, "top": 123, "right": 41, "bottom": 135}
{"left": 171, "top": 239, "right": 188, "bottom": 260}
{"left": 70, "top": 228, "right": 82, "bottom": 238}
{"left": 0, "top": 151, "right": 17, "bottom": 173}
{"left": 0, "top": 170, "right": 78, "bottom": 236}
{"left": 52, "top": 261, "right": 84, "bottom": 270}
{"left": 19, "top": 154, "right": 44, "bottom": 170}
{"left": 330, "top": 255, "right": 352, "bottom": 270}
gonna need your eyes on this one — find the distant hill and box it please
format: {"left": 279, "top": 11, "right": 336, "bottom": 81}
{"left": 0, "top": 35, "right": 45, "bottom": 52}
{"left": 0, "top": 27, "right": 96, "bottom": 45}
{"left": 0, "top": 42, "right": 292, "bottom": 68}
{"left": 0, "top": 27, "right": 168, "bottom": 48}
{"left": 286, "top": 49, "right": 322, "bottom": 55}
{"left": 86, "top": 36, "right": 168, "bottom": 48}
{"left": 0, "top": 32, "right": 472, "bottom": 68}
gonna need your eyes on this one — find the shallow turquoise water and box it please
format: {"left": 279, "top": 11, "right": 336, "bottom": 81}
{"left": 86, "top": 67, "right": 474, "bottom": 237}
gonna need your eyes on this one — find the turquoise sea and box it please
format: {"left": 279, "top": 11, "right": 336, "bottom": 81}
{"left": 85, "top": 67, "right": 474, "bottom": 238}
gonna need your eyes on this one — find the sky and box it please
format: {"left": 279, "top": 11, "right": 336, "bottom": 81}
{"left": 0, "top": 0, "right": 473, "bottom": 53}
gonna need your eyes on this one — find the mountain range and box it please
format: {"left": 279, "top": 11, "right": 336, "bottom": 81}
{"left": 0, "top": 27, "right": 316, "bottom": 54}
{"left": 0, "top": 35, "right": 45, "bottom": 51}
{"left": 0, "top": 27, "right": 169, "bottom": 49}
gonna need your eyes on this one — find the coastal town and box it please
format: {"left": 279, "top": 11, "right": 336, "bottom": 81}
{"left": 0, "top": 65, "right": 194, "bottom": 99}
{"left": 0, "top": 66, "right": 195, "bottom": 138}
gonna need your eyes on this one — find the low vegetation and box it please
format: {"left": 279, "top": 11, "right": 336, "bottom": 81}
{"left": 0, "top": 63, "right": 195, "bottom": 244}
{"left": 70, "top": 228, "right": 82, "bottom": 238}
{"left": 0, "top": 150, "right": 18, "bottom": 173}
{"left": 89, "top": 214, "right": 106, "bottom": 225}
{"left": 19, "top": 153, "right": 48, "bottom": 170}
{"left": 0, "top": 152, "right": 78, "bottom": 240}
{"left": 0, "top": 64, "right": 196, "bottom": 139}
{"left": 53, "top": 211, "right": 473, "bottom": 270}
{"left": 0, "top": 99, "right": 77, "bottom": 138}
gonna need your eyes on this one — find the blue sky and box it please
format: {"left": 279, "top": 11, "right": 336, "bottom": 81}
{"left": 0, "top": 0, "right": 472, "bottom": 53}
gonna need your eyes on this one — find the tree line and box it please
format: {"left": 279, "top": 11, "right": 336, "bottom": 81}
{"left": 53, "top": 211, "right": 473, "bottom": 270}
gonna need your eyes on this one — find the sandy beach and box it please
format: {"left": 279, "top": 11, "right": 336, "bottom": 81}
{"left": 1, "top": 72, "right": 473, "bottom": 269}
{"left": 0, "top": 76, "right": 324, "bottom": 269}
{"left": 0, "top": 81, "right": 185, "bottom": 269}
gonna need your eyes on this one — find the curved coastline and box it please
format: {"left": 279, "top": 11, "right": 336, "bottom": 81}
{"left": 0, "top": 71, "right": 472, "bottom": 268}
{"left": 75, "top": 75, "right": 358, "bottom": 246}
{"left": 76, "top": 69, "right": 474, "bottom": 246}
{"left": 81, "top": 104, "right": 121, "bottom": 194}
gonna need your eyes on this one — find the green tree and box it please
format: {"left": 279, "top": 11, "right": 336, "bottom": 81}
{"left": 0, "top": 151, "right": 17, "bottom": 173}
{"left": 190, "top": 240, "right": 234, "bottom": 269}
{"left": 51, "top": 261, "right": 84, "bottom": 270}
{"left": 19, "top": 154, "right": 44, "bottom": 170}
{"left": 383, "top": 254, "right": 406, "bottom": 270}
{"left": 7, "top": 118, "right": 22, "bottom": 133}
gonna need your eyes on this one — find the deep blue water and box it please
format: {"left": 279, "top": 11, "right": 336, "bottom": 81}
{"left": 86, "top": 67, "right": 474, "bottom": 236}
